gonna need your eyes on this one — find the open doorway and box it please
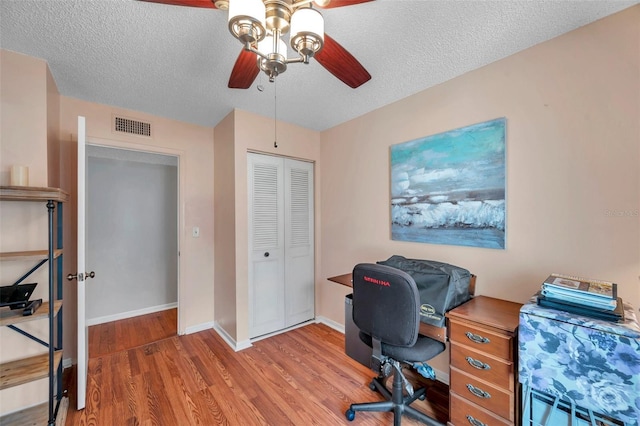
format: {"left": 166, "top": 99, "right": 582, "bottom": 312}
{"left": 85, "top": 145, "right": 178, "bottom": 357}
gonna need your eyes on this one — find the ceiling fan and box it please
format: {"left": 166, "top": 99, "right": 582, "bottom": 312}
{"left": 140, "top": 0, "right": 373, "bottom": 89}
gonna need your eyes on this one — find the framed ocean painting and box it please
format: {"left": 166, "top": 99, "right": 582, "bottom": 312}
{"left": 390, "top": 118, "right": 506, "bottom": 249}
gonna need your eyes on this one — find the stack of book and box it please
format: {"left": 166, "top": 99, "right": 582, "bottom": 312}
{"left": 537, "top": 273, "right": 624, "bottom": 322}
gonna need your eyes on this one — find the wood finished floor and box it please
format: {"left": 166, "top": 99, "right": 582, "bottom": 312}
{"left": 64, "top": 310, "right": 448, "bottom": 425}
{"left": 87, "top": 308, "right": 177, "bottom": 358}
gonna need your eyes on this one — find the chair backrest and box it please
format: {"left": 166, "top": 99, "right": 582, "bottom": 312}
{"left": 352, "top": 263, "right": 420, "bottom": 347}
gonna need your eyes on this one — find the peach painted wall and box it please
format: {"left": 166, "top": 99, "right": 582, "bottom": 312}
{"left": 318, "top": 6, "right": 640, "bottom": 377}
{"left": 226, "top": 108, "right": 322, "bottom": 344}
{"left": 0, "top": 50, "right": 48, "bottom": 187}
{"left": 58, "top": 96, "right": 215, "bottom": 363}
{"left": 213, "top": 110, "right": 238, "bottom": 338}
{"left": 47, "top": 64, "right": 61, "bottom": 188}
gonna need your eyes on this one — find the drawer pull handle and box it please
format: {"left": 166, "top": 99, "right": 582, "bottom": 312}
{"left": 465, "top": 331, "right": 490, "bottom": 344}
{"left": 466, "top": 384, "right": 491, "bottom": 399}
{"left": 466, "top": 356, "right": 491, "bottom": 370}
{"left": 466, "top": 415, "right": 487, "bottom": 426}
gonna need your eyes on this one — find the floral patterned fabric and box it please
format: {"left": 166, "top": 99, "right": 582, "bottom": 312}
{"left": 519, "top": 298, "right": 640, "bottom": 425}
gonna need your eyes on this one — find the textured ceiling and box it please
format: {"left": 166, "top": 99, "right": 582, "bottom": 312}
{"left": 1, "top": 0, "right": 636, "bottom": 131}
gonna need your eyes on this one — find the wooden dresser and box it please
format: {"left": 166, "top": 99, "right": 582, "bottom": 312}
{"left": 446, "top": 296, "right": 522, "bottom": 426}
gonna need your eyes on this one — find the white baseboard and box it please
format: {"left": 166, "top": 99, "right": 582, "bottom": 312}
{"left": 315, "top": 315, "right": 345, "bottom": 333}
{"left": 214, "top": 320, "right": 322, "bottom": 351}
{"left": 250, "top": 320, "right": 315, "bottom": 344}
{"left": 235, "top": 339, "right": 252, "bottom": 351}
{"left": 212, "top": 322, "right": 252, "bottom": 351}
{"left": 86, "top": 303, "right": 177, "bottom": 326}
{"left": 184, "top": 320, "right": 215, "bottom": 335}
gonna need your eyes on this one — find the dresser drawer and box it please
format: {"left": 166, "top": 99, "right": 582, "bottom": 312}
{"left": 449, "top": 321, "right": 514, "bottom": 361}
{"left": 450, "top": 391, "right": 512, "bottom": 426}
{"left": 450, "top": 367, "right": 514, "bottom": 421}
{"left": 450, "top": 342, "right": 514, "bottom": 391}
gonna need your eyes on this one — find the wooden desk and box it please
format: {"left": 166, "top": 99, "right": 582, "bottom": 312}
{"left": 327, "top": 273, "right": 352, "bottom": 287}
{"left": 328, "top": 273, "right": 476, "bottom": 343}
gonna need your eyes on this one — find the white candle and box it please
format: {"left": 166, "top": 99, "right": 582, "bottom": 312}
{"left": 10, "top": 165, "right": 29, "bottom": 186}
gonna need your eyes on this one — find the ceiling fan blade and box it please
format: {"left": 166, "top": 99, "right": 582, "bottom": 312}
{"left": 317, "top": 0, "right": 374, "bottom": 9}
{"left": 315, "top": 34, "right": 371, "bottom": 89}
{"left": 228, "top": 49, "right": 260, "bottom": 89}
{"left": 138, "top": 0, "right": 218, "bottom": 8}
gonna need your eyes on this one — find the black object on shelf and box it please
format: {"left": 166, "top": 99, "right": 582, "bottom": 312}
{"left": 0, "top": 283, "right": 38, "bottom": 309}
{"left": 22, "top": 298, "right": 43, "bottom": 316}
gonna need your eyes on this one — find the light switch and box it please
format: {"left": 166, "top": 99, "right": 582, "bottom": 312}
{"left": 192, "top": 226, "right": 200, "bottom": 238}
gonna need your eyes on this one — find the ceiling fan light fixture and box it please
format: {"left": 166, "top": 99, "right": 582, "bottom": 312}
{"left": 290, "top": 7, "right": 324, "bottom": 60}
{"left": 139, "top": 0, "right": 372, "bottom": 90}
{"left": 228, "top": 0, "right": 266, "bottom": 45}
{"left": 224, "top": 0, "right": 370, "bottom": 89}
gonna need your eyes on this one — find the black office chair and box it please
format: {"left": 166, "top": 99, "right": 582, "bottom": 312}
{"left": 345, "top": 263, "right": 446, "bottom": 426}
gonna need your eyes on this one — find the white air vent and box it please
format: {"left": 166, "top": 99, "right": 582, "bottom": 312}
{"left": 113, "top": 116, "right": 152, "bottom": 137}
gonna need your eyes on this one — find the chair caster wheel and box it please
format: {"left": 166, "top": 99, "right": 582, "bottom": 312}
{"left": 369, "top": 381, "right": 377, "bottom": 391}
{"left": 418, "top": 393, "right": 426, "bottom": 401}
{"left": 345, "top": 408, "right": 355, "bottom": 421}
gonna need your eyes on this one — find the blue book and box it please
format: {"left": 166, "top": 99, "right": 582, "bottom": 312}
{"left": 542, "top": 273, "right": 617, "bottom": 300}
{"left": 540, "top": 286, "right": 617, "bottom": 310}
{"left": 537, "top": 293, "right": 624, "bottom": 322}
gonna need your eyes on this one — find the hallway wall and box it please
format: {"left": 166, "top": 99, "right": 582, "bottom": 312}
{"left": 86, "top": 146, "right": 178, "bottom": 324}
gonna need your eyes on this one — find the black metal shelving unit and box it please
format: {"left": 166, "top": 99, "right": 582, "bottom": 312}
{"left": 0, "top": 186, "right": 68, "bottom": 425}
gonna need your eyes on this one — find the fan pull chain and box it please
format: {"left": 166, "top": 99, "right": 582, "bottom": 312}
{"left": 274, "top": 80, "right": 278, "bottom": 148}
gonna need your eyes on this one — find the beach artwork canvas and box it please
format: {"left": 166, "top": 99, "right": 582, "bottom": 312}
{"left": 390, "top": 118, "right": 506, "bottom": 249}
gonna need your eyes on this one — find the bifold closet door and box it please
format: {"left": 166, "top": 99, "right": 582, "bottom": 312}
{"left": 248, "top": 154, "right": 285, "bottom": 338}
{"left": 248, "top": 153, "right": 314, "bottom": 338}
{"left": 283, "top": 159, "right": 314, "bottom": 327}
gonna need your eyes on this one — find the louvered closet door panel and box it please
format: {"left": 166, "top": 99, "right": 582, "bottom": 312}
{"left": 248, "top": 153, "right": 285, "bottom": 338}
{"left": 284, "top": 159, "right": 314, "bottom": 327}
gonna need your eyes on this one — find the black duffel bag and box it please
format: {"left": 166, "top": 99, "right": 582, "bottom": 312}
{"left": 377, "top": 255, "right": 472, "bottom": 327}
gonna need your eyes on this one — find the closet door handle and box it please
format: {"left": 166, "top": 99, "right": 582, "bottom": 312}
{"left": 264, "top": 252, "right": 270, "bottom": 257}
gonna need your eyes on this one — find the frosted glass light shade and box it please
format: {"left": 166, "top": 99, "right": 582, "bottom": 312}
{"left": 290, "top": 7, "right": 324, "bottom": 56}
{"left": 290, "top": 8, "right": 324, "bottom": 43}
{"left": 258, "top": 34, "right": 287, "bottom": 59}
